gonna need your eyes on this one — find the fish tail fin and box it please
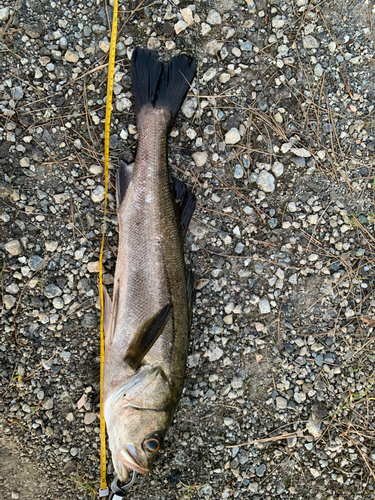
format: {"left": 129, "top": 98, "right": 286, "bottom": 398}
{"left": 131, "top": 47, "right": 197, "bottom": 123}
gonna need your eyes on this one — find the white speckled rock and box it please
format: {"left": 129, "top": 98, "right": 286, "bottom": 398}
{"left": 290, "top": 147, "right": 311, "bottom": 157}
{"left": 205, "top": 346, "right": 224, "bottom": 362}
{"left": 225, "top": 128, "right": 241, "bottom": 145}
{"left": 272, "top": 16, "right": 285, "bottom": 28}
{"left": 147, "top": 37, "right": 161, "bottom": 50}
{"left": 201, "top": 23, "right": 211, "bottom": 35}
{"left": 165, "top": 40, "right": 176, "bottom": 50}
{"left": 64, "top": 50, "right": 79, "bottom": 63}
{"left": 3, "top": 295, "right": 16, "bottom": 309}
{"left": 272, "top": 161, "right": 284, "bottom": 177}
{"left": 206, "top": 10, "right": 222, "bottom": 25}
{"left": 180, "top": 7, "right": 194, "bottom": 26}
{"left": 91, "top": 185, "right": 105, "bottom": 202}
{"left": 314, "top": 63, "right": 324, "bottom": 77}
{"left": 87, "top": 261, "right": 100, "bottom": 273}
{"left": 89, "top": 164, "right": 103, "bottom": 175}
{"left": 234, "top": 164, "right": 244, "bottom": 179}
{"left": 256, "top": 171, "right": 275, "bottom": 193}
{"left": 203, "top": 68, "right": 216, "bottom": 82}
{"left": 84, "top": 412, "right": 97, "bottom": 425}
{"left": 303, "top": 35, "right": 319, "bottom": 49}
{"left": 99, "top": 40, "right": 110, "bottom": 53}
{"left": 328, "top": 41, "right": 336, "bottom": 53}
{"left": 259, "top": 298, "right": 271, "bottom": 314}
{"left": 0, "top": 7, "right": 10, "bottom": 22}
{"left": 116, "top": 97, "right": 132, "bottom": 112}
{"left": 192, "top": 151, "right": 208, "bottom": 167}
{"left": 174, "top": 20, "right": 187, "bottom": 34}
{"left": 219, "top": 73, "right": 230, "bottom": 83}
{"left": 20, "top": 157, "right": 30, "bottom": 168}
{"left": 53, "top": 297, "right": 64, "bottom": 309}
{"left": 281, "top": 142, "right": 292, "bottom": 153}
{"left": 5, "top": 239, "right": 22, "bottom": 256}
{"left": 181, "top": 99, "right": 196, "bottom": 118}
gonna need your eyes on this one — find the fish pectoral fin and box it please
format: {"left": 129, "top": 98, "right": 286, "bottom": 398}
{"left": 116, "top": 160, "right": 134, "bottom": 209}
{"left": 171, "top": 177, "right": 196, "bottom": 240}
{"left": 124, "top": 303, "right": 173, "bottom": 370}
{"left": 103, "top": 285, "right": 113, "bottom": 338}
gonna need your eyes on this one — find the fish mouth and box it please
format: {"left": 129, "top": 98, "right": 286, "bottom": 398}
{"left": 117, "top": 446, "right": 150, "bottom": 478}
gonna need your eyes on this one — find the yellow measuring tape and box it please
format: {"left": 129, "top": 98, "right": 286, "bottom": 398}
{"left": 99, "top": 0, "right": 118, "bottom": 496}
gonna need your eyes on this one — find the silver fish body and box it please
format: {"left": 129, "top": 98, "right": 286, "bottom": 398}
{"left": 102, "top": 48, "right": 197, "bottom": 481}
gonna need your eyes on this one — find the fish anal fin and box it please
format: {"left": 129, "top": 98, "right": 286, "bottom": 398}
{"left": 171, "top": 177, "right": 196, "bottom": 239}
{"left": 124, "top": 304, "right": 173, "bottom": 370}
{"left": 116, "top": 161, "right": 134, "bottom": 209}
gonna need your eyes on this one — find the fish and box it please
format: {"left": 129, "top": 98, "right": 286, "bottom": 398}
{"left": 102, "top": 47, "right": 197, "bottom": 483}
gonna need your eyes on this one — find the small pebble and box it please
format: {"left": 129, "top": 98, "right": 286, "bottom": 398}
{"left": 181, "top": 99, "right": 196, "bottom": 119}
{"left": 0, "top": 7, "right": 10, "bottom": 21}
{"left": 53, "top": 297, "right": 64, "bottom": 309}
{"left": 206, "top": 10, "right": 222, "bottom": 25}
{"left": 84, "top": 412, "right": 97, "bottom": 425}
{"left": 203, "top": 68, "right": 216, "bottom": 82}
{"left": 303, "top": 35, "right": 319, "bottom": 49}
{"left": 3, "top": 295, "right": 16, "bottom": 309}
{"left": 276, "top": 397, "right": 288, "bottom": 409}
{"left": 91, "top": 185, "right": 105, "bottom": 203}
{"left": 174, "top": 20, "right": 188, "bottom": 34}
{"left": 42, "top": 397, "right": 54, "bottom": 410}
{"left": 5, "top": 240, "right": 22, "bottom": 256}
{"left": 201, "top": 23, "right": 211, "bottom": 35}
{"left": 256, "top": 171, "right": 275, "bottom": 193}
{"left": 256, "top": 464, "right": 267, "bottom": 477}
{"left": 29, "top": 255, "right": 44, "bottom": 271}
{"left": 225, "top": 128, "right": 241, "bottom": 145}
{"left": 241, "top": 41, "right": 253, "bottom": 52}
{"left": 192, "top": 152, "right": 208, "bottom": 167}
{"left": 180, "top": 7, "right": 194, "bottom": 26}
{"left": 45, "top": 241, "right": 58, "bottom": 252}
{"left": 314, "top": 63, "right": 324, "bottom": 77}
{"left": 235, "top": 243, "right": 245, "bottom": 254}
{"left": 44, "top": 284, "right": 62, "bottom": 299}
{"left": 234, "top": 164, "right": 244, "bottom": 179}
{"left": 290, "top": 147, "right": 311, "bottom": 157}
{"left": 64, "top": 50, "right": 79, "bottom": 63}
{"left": 272, "top": 161, "right": 284, "bottom": 177}
{"left": 259, "top": 298, "right": 271, "bottom": 314}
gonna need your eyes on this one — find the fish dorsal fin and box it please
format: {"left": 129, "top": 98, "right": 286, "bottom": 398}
{"left": 116, "top": 161, "right": 134, "bottom": 209}
{"left": 171, "top": 177, "right": 196, "bottom": 240}
{"left": 124, "top": 304, "right": 173, "bottom": 370}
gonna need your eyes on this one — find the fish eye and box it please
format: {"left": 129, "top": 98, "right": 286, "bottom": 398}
{"left": 143, "top": 437, "right": 160, "bottom": 453}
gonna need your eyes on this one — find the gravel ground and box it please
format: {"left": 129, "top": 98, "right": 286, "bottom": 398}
{"left": 1, "top": 1, "right": 375, "bottom": 499}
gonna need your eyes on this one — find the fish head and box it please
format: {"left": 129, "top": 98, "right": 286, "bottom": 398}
{"left": 105, "top": 365, "right": 173, "bottom": 482}
{"left": 110, "top": 408, "right": 169, "bottom": 480}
